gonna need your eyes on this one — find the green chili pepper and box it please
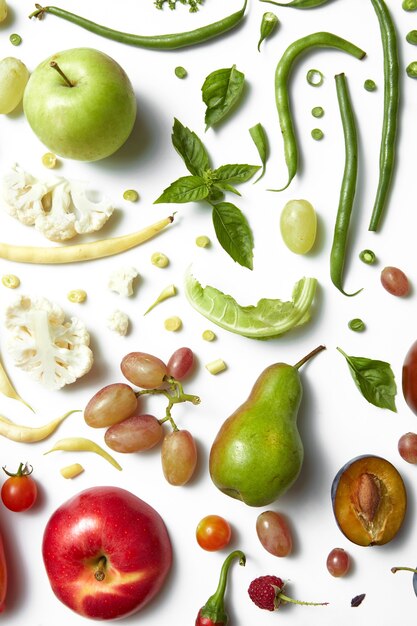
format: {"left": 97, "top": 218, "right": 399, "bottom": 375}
{"left": 29, "top": 0, "right": 248, "bottom": 50}
{"left": 258, "top": 12, "right": 279, "bottom": 51}
{"left": 368, "top": 0, "right": 399, "bottom": 232}
{"left": 330, "top": 73, "right": 362, "bottom": 297}
{"left": 406, "top": 30, "right": 417, "bottom": 45}
{"left": 271, "top": 32, "right": 366, "bottom": 191}
{"left": 406, "top": 61, "right": 417, "bottom": 78}
{"left": 259, "top": 0, "right": 333, "bottom": 8}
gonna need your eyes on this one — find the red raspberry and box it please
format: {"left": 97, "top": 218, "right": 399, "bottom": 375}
{"left": 248, "top": 575, "right": 284, "bottom": 611}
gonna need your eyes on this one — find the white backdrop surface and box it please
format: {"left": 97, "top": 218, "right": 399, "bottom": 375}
{"left": 1, "top": 1, "right": 417, "bottom": 625}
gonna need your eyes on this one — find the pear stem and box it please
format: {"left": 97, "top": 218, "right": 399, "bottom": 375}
{"left": 294, "top": 345, "right": 326, "bottom": 370}
{"left": 391, "top": 566, "right": 417, "bottom": 574}
{"left": 50, "top": 60, "right": 73, "bottom": 87}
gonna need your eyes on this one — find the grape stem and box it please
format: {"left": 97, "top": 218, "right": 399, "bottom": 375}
{"left": 135, "top": 376, "right": 200, "bottom": 431}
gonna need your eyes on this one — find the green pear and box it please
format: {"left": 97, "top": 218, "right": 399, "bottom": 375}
{"left": 209, "top": 345, "right": 325, "bottom": 507}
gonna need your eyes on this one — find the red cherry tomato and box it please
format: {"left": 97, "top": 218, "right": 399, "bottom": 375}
{"left": 1, "top": 463, "right": 38, "bottom": 512}
{"left": 196, "top": 515, "right": 232, "bottom": 552}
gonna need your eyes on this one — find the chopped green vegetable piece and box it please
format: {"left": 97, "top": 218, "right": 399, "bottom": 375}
{"left": 258, "top": 12, "right": 279, "bottom": 51}
{"left": 151, "top": 251, "right": 170, "bottom": 267}
{"left": 205, "top": 358, "right": 227, "bottom": 375}
{"left": 202, "top": 329, "right": 216, "bottom": 341}
{"left": 164, "top": 316, "right": 182, "bottom": 331}
{"left": 402, "top": 0, "right": 417, "bottom": 11}
{"left": 9, "top": 33, "right": 22, "bottom": 46}
{"left": 359, "top": 249, "right": 377, "bottom": 264}
{"left": 196, "top": 235, "right": 211, "bottom": 248}
{"left": 249, "top": 122, "right": 269, "bottom": 183}
{"left": 155, "top": 0, "right": 204, "bottom": 10}
{"left": 364, "top": 79, "right": 377, "bottom": 91}
{"left": 145, "top": 284, "right": 177, "bottom": 315}
{"left": 42, "top": 152, "right": 57, "bottom": 168}
{"left": 348, "top": 318, "right": 366, "bottom": 332}
{"left": 123, "top": 189, "right": 139, "bottom": 202}
{"left": 406, "top": 30, "right": 417, "bottom": 45}
{"left": 175, "top": 66, "right": 187, "bottom": 78}
{"left": 185, "top": 269, "right": 317, "bottom": 339}
{"left": 306, "top": 68, "right": 324, "bottom": 86}
{"left": 311, "top": 128, "right": 324, "bottom": 140}
{"left": 2, "top": 274, "right": 20, "bottom": 289}
{"left": 406, "top": 61, "right": 417, "bottom": 78}
{"left": 67, "top": 289, "right": 87, "bottom": 303}
{"left": 311, "top": 106, "right": 324, "bottom": 118}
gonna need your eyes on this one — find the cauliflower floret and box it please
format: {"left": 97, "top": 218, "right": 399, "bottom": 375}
{"left": 107, "top": 310, "right": 129, "bottom": 336}
{"left": 5, "top": 295, "right": 93, "bottom": 390}
{"left": 108, "top": 266, "right": 139, "bottom": 297}
{"left": 2, "top": 164, "right": 115, "bottom": 242}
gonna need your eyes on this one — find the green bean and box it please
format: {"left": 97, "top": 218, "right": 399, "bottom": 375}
{"left": 272, "top": 32, "right": 366, "bottom": 191}
{"left": 330, "top": 73, "right": 362, "bottom": 297}
{"left": 368, "top": 0, "right": 399, "bottom": 232}
{"left": 29, "top": 1, "right": 247, "bottom": 49}
{"left": 260, "top": 0, "right": 333, "bottom": 8}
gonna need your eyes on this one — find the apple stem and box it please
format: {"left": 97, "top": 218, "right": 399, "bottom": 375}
{"left": 95, "top": 556, "right": 107, "bottom": 582}
{"left": 50, "top": 61, "right": 73, "bottom": 87}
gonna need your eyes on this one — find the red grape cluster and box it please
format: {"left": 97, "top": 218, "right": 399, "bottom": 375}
{"left": 84, "top": 347, "right": 199, "bottom": 486}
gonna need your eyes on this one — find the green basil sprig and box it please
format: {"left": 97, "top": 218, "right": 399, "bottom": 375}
{"left": 202, "top": 65, "right": 245, "bottom": 130}
{"left": 155, "top": 119, "right": 260, "bottom": 269}
{"left": 337, "top": 347, "right": 397, "bottom": 412}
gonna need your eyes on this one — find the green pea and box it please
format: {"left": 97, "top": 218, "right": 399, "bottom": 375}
{"left": 306, "top": 68, "right": 324, "bottom": 86}
{"left": 348, "top": 318, "right": 366, "bottom": 332}
{"left": 403, "top": 0, "right": 417, "bottom": 11}
{"left": 175, "top": 66, "right": 187, "bottom": 79}
{"left": 364, "top": 79, "right": 377, "bottom": 91}
{"left": 311, "top": 128, "right": 324, "bottom": 140}
{"left": 311, "top": 106, "right": 324, "bottom": 118}
{"left": 406, "top": 61, "right": 417, "bottom": 78}
{"left": 406, "top": 30, "right": 417, "bottom": 45}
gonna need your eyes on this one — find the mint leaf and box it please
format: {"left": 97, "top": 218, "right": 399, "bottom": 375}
{"left": 202, "top": 65, "right": 245, "bottom": 130}
{"left": 213, "top": 164, "right": 261, "bottom": 184}
{"left": 172, "top": 118, "right": 210, "bottom": 176}
{"left": 337, "top": 347, "right": 397, "bottom": 412}
{"left": 212, "top": 202, "right": 253, "bottom": 269}
{"left": 249, "top": 123, "right": 269, "bottom": 183}
{"left": 154, "top": 176, "right": 209, "bottom": 204}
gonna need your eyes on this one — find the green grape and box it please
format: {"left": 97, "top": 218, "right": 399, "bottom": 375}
{"left": 0, "top": 57, "right": 30, "bottom": 114}
{"left": 280, "top": 199, "right": 317, "bottom": 254}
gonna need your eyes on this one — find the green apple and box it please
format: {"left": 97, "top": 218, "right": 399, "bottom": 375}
{"left": 23, "top": 47, "right": 137, "bottom": 162}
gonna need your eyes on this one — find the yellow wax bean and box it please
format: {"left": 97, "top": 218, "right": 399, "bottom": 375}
{"left": 0, "top": 358, "right": 32, "bottom": 410}
{"left": 0, "top": 215, "right": 174, "bottom": 264}
{"left": 44, "top": 437, "right": 122, "bottom": 471}
{"left": 0, "top": 410, "right": 79, "bottom": 442}
{"left": 60, "top": 463, "right": 85, "bottom": 479}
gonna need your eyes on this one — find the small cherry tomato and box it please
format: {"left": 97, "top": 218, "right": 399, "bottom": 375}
{"left": 196, "top": 514, "right": 232, "bottom": 552}
{"left": 1, "top": 463, "right": 38, "bottom": 512}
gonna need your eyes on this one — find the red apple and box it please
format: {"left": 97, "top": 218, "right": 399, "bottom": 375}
{"left": 0, "top": 530, "right": 7, "bottom": 613}
{"left": 42, "top": 486, "right": 172, "bottom": 620}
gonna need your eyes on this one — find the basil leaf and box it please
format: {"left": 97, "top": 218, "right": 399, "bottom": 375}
{"left": 337, "top": 347, "right": 397, "bottom": 412}
{"left": 213, "top": 182, "right": 241, "bottom": 196}
{"left": 185, "top": 271, "right": 318, "bottom": 338}
{"left": 171, "top": 118, "right": 210, "bottom": 176}
{"left": 202, "top": 65, "right": 245, "bottom": 130}
{"left": 249, "top": 122, "right": 269, "bottom": 183}
{"left": 211, "top": 202, "right": 253, "bottom": 269}
{"left": 213, "top": 163, "right": 261, "bottom": 184}
{"left": 154, "top": 176, "right": 209, "bottom": 204}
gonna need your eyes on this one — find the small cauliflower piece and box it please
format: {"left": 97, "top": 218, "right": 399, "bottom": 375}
{"left": 108, "top": 266, "right": 139, "bottom": 297}
{"left": 107, "top": 310, "right": 129, "bottom": 336}
{"left": 5, "top": 295, "right": 93, "bottom": 390}
{"left": 2, "top": 164, "right": 115, "bottom": 242}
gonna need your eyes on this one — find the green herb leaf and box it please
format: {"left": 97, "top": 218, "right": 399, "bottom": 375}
{"left": 202, "top": 65, "right": 245, "bottom": 130}
{"left": 213, "top": 163, "right": 261, "bottom": 184}
{"left": 212, "top": 182, "right": 241, "bottom": 196}
{"left": 154, "top": 175, "right": 209, "bottom": 204}
{"left": 185, "top": 271, "right": 318, "bottom": 338}
{"left": 211, "top": 202, "right": 253, "bottom": 269}
{"left": 172, "top": 118, "right": 210, "bottom": 176}
{"left": 249, "top": 123, "right": 269, "bottom": 182}
{"left": 337, "top": 347, "right": 397, "bottom": 412}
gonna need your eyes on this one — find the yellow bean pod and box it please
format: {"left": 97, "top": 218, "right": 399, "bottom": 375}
{"left": 0, "top": 358, "right": 32, "bottom": 410}
{"left": 44, "top": 437, "right": 122, "bottom": 471}
{"left": 0, "top": 215, "right": 174, "bottom": 265}
{"left": 0, "top": 410, "right": 80, "bottom": 442}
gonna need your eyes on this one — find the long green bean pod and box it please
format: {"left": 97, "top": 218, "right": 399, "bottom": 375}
{"left": 29, "top": 0, "right": 247, "bottom": 50}
{"left": 260, "top": 0, "right": 333, "bottom": 7}
{"left": 368, "top": 0, "right": 399, "bottom": 231}
{"left": 272, "top": 33, "right": 365, "bottom": 191}
{"left": 330, "top": 73, "right": 362, "bottom": 297}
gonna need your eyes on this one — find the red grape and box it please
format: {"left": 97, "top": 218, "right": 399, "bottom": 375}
{"left": 380, "top": 266, "right": 410, "bottom": 296}
{"left": 167, "top": 347, "right": 194, "bottom": 380}
{"left": 398, "top": 432, "right": 417, "bottom": 464}
{"left": 84, "top": 383, "right": 137, "bottom": 428}
{"left": 256, "top": 510, "right": 293, "bottom": 557}
{"left": 105, "top": 414, "right": 163, "bottom": 453}
{"left": 121, "top": 352, "right": 168, "bottom": 389}
{"left": 326, "top": 548, "right": 350, "bottom": 577}
{"left": 161, "top": 429, "right": 197, "bottom": 486}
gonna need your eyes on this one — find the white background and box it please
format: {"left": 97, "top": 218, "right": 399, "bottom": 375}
{"left": 1, "top": 0, "right": 417, "bottom": 624}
